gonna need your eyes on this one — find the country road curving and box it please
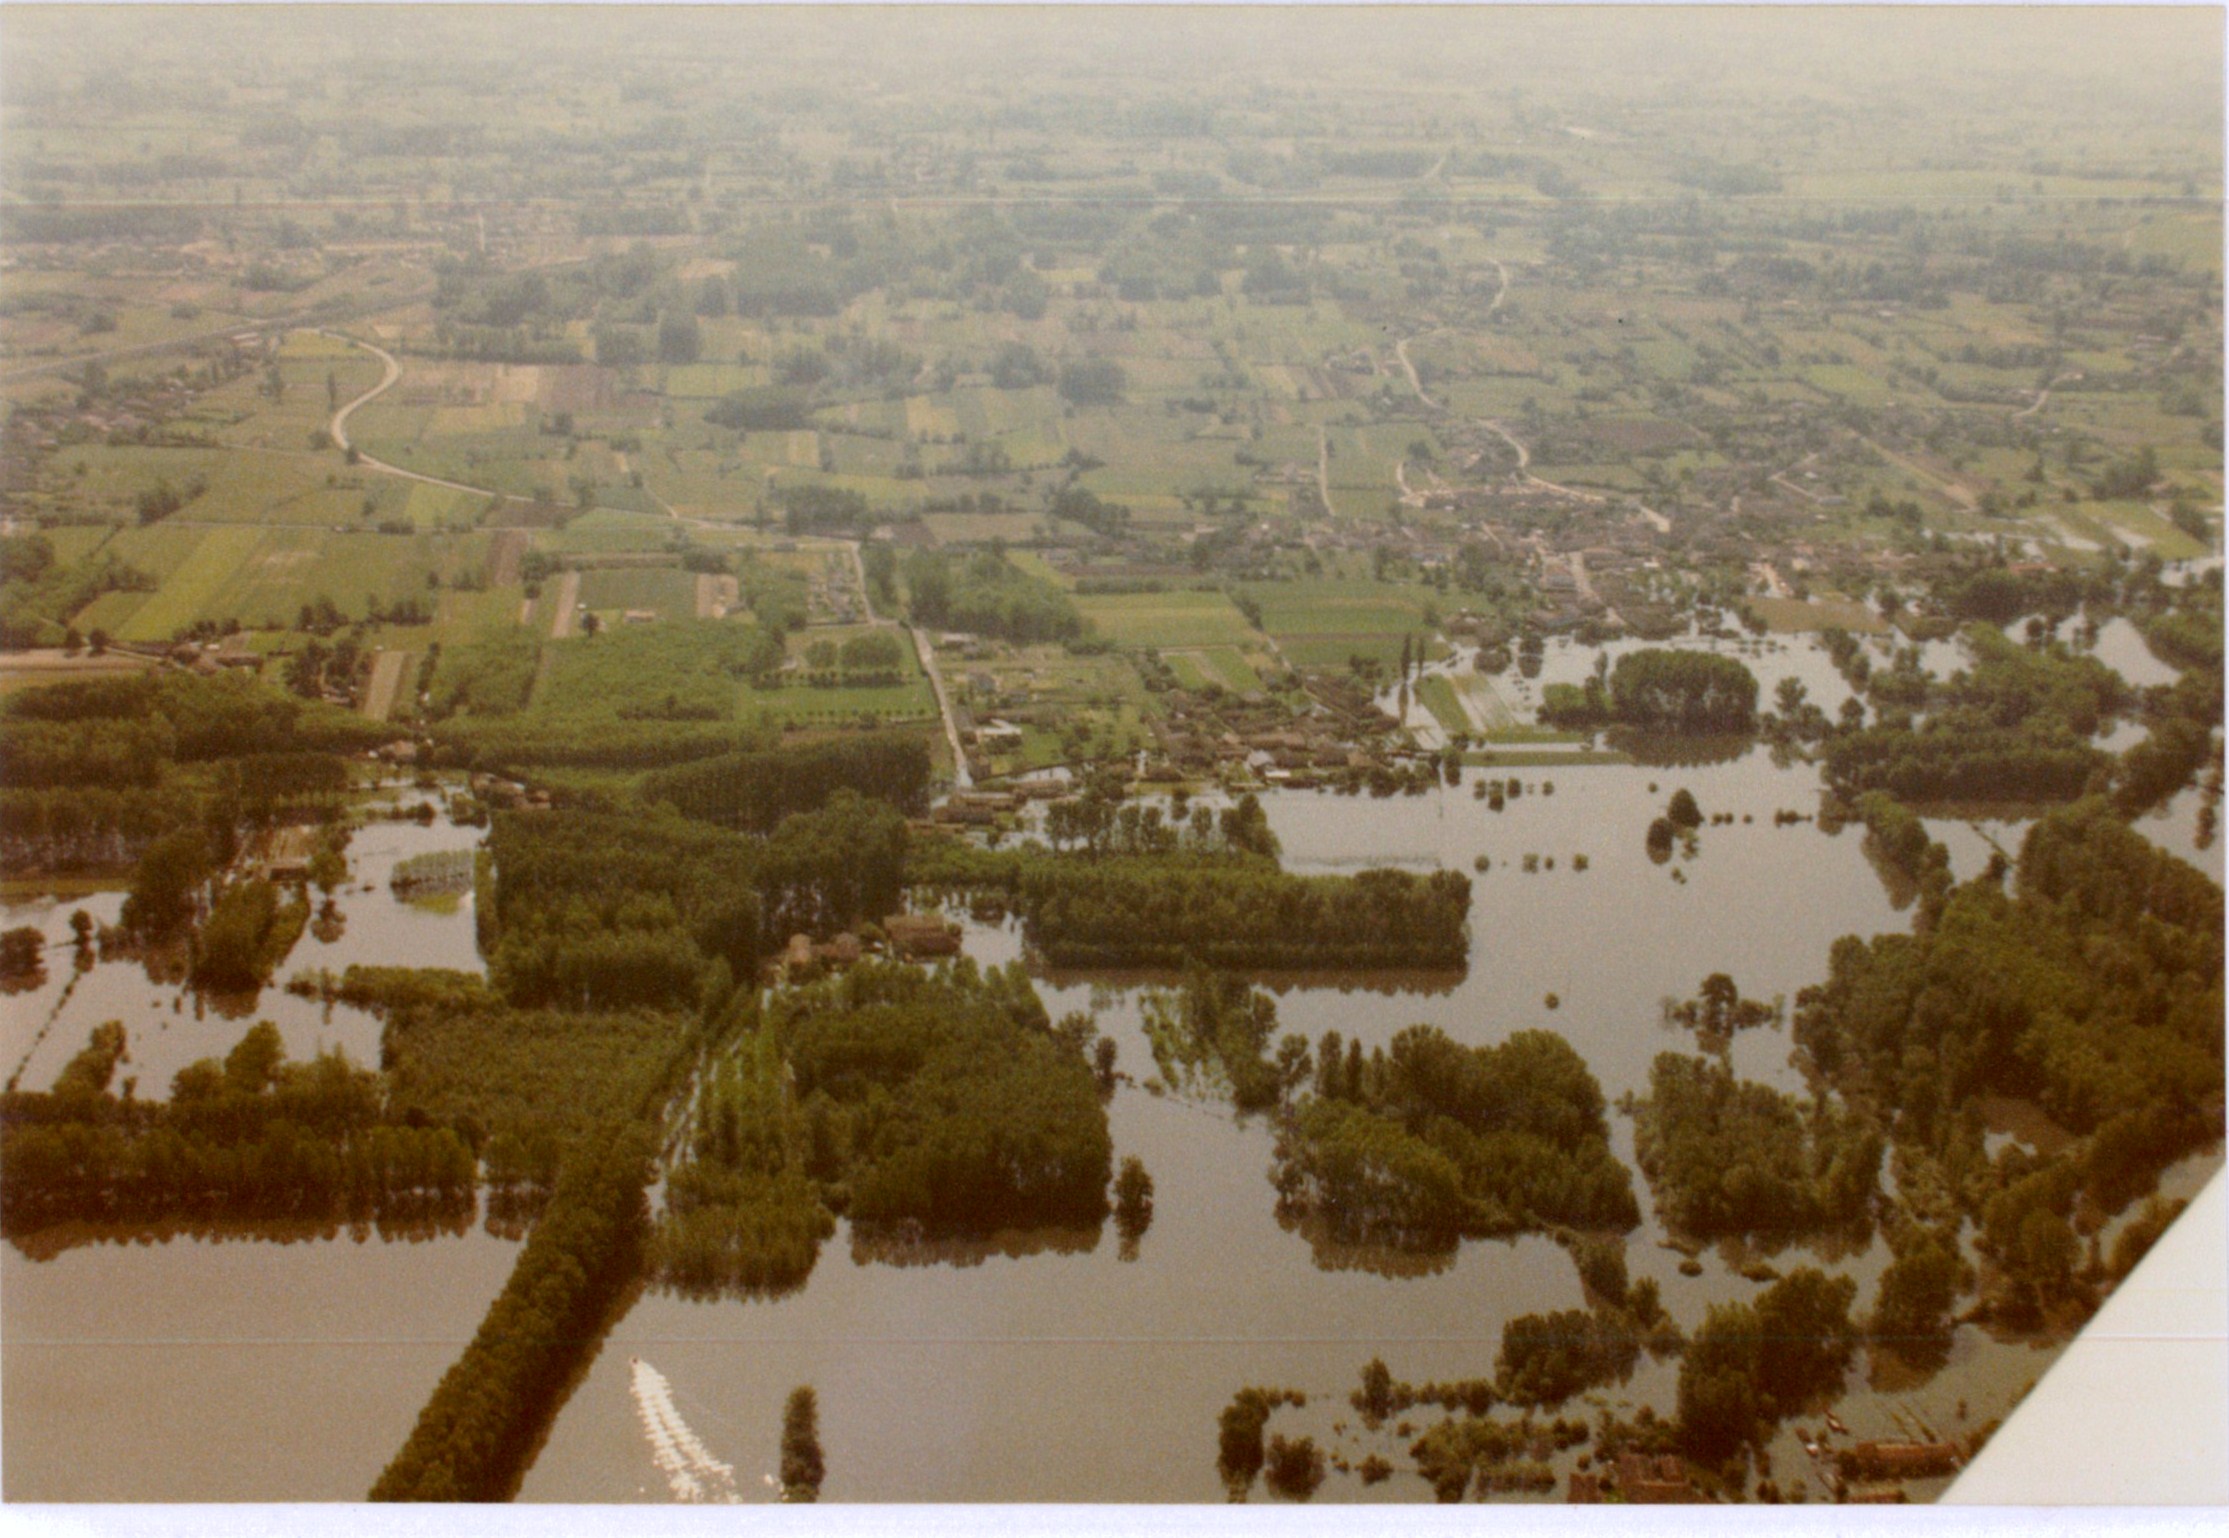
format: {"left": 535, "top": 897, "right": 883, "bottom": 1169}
{"left": 315, "top": 329, "right": 985, "bottom": 790}
{"left": 324, "top": 332, "right": 530, "bottom": 504}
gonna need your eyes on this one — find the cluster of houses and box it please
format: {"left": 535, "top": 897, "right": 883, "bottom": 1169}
{"left": 1565, "top": 1437, "right": 1963, "bottom": 1505}
{"left": 1567, "top": 1453, "right": 1697, "bottom": 1505}
{"left": 1144, "top": 673, "right": 1402, "bottom": 787}
{"left": 2, "top": 365, "right": 235, "bottom": 521}
{"left": 775, "top": 911, "right": 963, "bottom": 982}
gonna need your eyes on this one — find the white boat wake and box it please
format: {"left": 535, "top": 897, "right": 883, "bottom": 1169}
{"left": 630, "top": 1356, "right": 740, "bottom": 1503}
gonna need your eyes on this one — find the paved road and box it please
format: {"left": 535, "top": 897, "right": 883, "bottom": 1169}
{"left": 318, "top": 332, "right": 983, "bottom": 778}
{"left": 1, "top": 320, "right": 282, "bottom": 384}
{"left": 0, "top": 284, "right": 435, "bottom": 385}
{"left": 910, "top": 625, "right": 971, "bottom": 789}
{"left": 1397, "top": 261, "right": 1661, "bottom": 520}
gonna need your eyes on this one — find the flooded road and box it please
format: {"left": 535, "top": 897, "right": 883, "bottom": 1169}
{"left": 521, "top": 608, "right": 2223, "bottom": 1501}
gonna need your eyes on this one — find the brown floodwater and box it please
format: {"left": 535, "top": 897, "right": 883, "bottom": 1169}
{"left": 0, "top": 809, "right": 486, "bottom": 1102}
{"left": 519, "top": 716, "right": 2221, "bottom": 1503}
{"left": 1, "top": 803, "right": 501, "bottom": 1502}
{"left": 1, "top": 1220, "right": 521, "bottom": 1501}
{"left": 4, "top": 619, "right": 2217, "bottom": 1502}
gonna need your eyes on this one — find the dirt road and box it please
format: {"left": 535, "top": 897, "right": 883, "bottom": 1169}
{"left": 360, "top": 649, "right": 411, "bottom": 721}
{"left": 911, "top": 627, "right": 971, "bottom": 789}
{"left": 547, "top": 570, "right": 582, "bottom": 639}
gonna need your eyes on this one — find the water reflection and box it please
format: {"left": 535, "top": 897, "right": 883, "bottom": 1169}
{"left": 1611, "top": 730, "right": 1757, "bottom": 768}
{"left": 1048, "top": 962, "right": 1464, "bottom": 1000}
{"left": 0, "top": 802, "right": 486, "bottom": 1099}
{"left": 1276, "top": 1209, "right": 1460, "bottom": 1280}
{"left": 6, "top": 1205, "right": 477, "bottom": 1264}
{"left": 848, "top": 1219, "right": 1104, "bottom": 1270}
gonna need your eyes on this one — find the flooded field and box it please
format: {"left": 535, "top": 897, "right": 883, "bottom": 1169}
{"left": 4, "top": 623, "right": 2218, "bottom": 1504}
{"left": 1, "top": 1220, "right": 521, "bottom": 1501}
{"left": 0, "top": 803, "right": 485, "bottom": 1101}
{"left": 0, "top": 798, "right": 498, "bottom": 1501}
{"left": 522, "top": 722, "right": 2219, "bottom": 1503}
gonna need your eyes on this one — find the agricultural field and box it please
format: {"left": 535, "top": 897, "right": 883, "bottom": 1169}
{"left": 1164, "top": 646, "right": 1263, "bottom": 695}
{"left": 1072, "top": 589, "right": 1261, "bottom": 650}
{"left": 577, "top": 566, "right": 699, "bottom": 624}
{"left": 1234, "top": 578, "right": 1442, "bottom": 670}
{"left": 0, "top": 4, "right": 2223, "bottom": 1515}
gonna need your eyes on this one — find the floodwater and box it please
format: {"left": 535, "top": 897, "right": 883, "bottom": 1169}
{"left": 513, "top": 623, "right": 2219, "bottom": 1503}
{"left": 521, "top": 732, "right": 2213, "bottom": 1503}
{"left": 0, "top": 804, "right": 485, "bottom": 1101}
{"left": 0, "top": 799, "right": 499, "bottom": 1502}
{"left": 1, "top": 1219, "right": 521, "bottom": 1501}
{"left": 4, "top": 616, "right": 2218, "bottom": 1502}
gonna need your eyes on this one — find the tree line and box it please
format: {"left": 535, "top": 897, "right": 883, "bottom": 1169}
{"left": 1793, "top": 798, "right": 2222, "bottom": 1323}
{"left": 1824, "top": 624, "right": 2126, "bottom": 805}
{"left": 1, "top": 672, "right": 375, "bottom": 885}
{"left": 485, "top": 791, "right": 914, "bottom": 1012}
{"left": 649, "top": 960, "right": 1113, "bottom": 1299}
{"left": 640, "top": 733, "right": 930, "bottom": 833}
{"left": 1630, "top": 1051, "right": 1884, "bottom": 1241}
{"left": 369, "top": 1114, "right": 657, "bottom": 1500}
{"left": 1, "top": 1022, "right": 474, "bottom": 1237}
{"left": 911, "top": 840, "right": 1470, "bottom": 972}
{"left": 902, "top": 548, "right": 1084, "bottom": 643}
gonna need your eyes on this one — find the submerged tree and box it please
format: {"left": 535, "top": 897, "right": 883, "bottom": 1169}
{"left": 780, "top": 1386, "right": 825, "bottom": 1502}
{"left": 1114, "top": 1155, "right": 1155, "bottom": 1259}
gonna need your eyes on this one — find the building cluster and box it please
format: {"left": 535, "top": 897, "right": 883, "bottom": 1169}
{"left": 1567, "top": 1453, "right": 1698, "bottom": 1504}
{"left": 775, "top": 912, "right": 963, "bottom": 983}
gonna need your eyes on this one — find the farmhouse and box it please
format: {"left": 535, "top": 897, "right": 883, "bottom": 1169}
{"left": 1837, "top": 1441, "right": 1962, "bottom": 1480}
{"left": 885, "top": 913, "right": 962, "bottom": 958}
{"left": 782, "top": 931, "right": 864, "bottom": 982}
{"left": 258, "top": 825, "right": 318, "bottom": 884}
{"left": 1601, "top": 1454, "right": 1699, "bottom": 1504}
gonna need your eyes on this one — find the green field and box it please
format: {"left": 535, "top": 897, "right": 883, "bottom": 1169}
{"left": 1748, "top": 597, "right": 1890, "bottom": 635}
{"left": 1166, "top": 646, "right": 1264, "bottom": 693}
{"left": 1236, "top": 578, "right": 1438, "bottom": 670}
{"left": 578, "top": 566, "right": 699, "bottom": 620}
{"left": 98, "top": 525, "right": 485, "bottom": 642}
{"left": 1414, "top": 673, "right": 1471, "bottom": 734}
{"left": 542, "top": 511, "right": 680, "bottom": 554}
{"left": 107, "top": 525, "right": 269, "bottom": 640}
{"left": 1074, "top": 589, "right": 1260, "bottom": 650}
